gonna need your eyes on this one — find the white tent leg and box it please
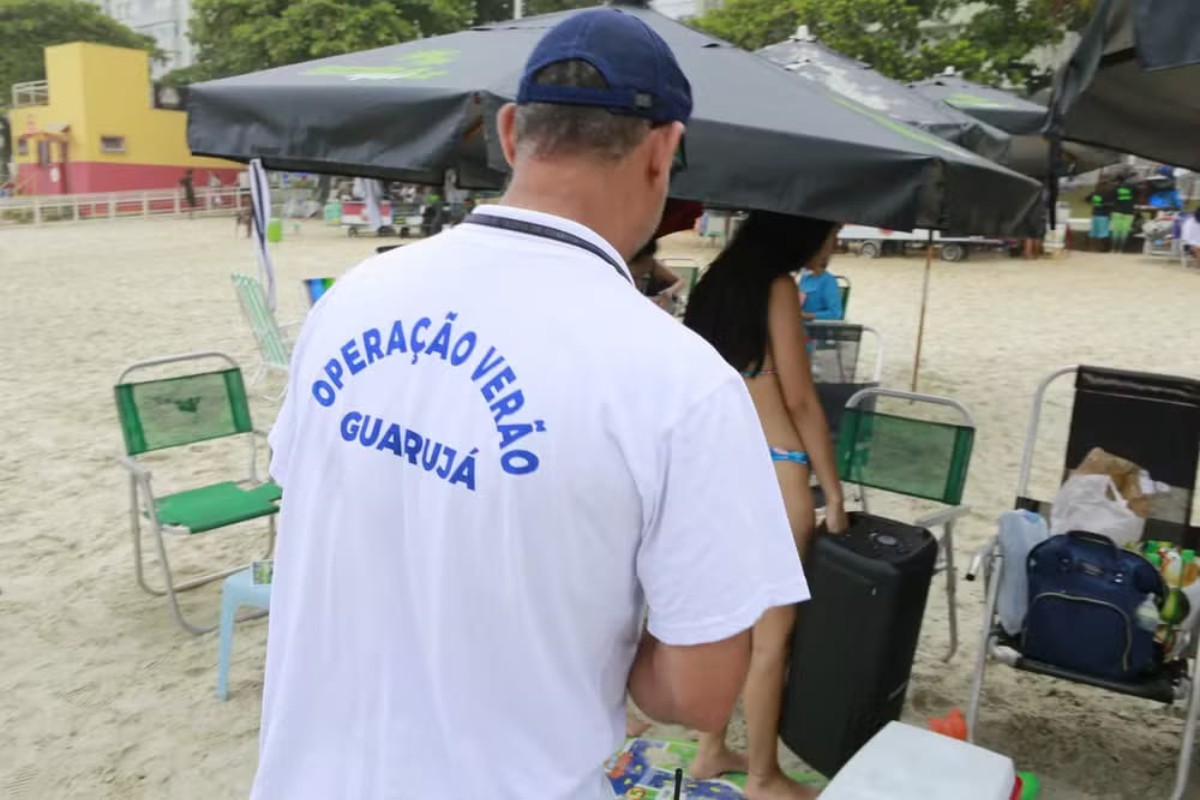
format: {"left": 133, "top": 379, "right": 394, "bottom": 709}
{"left": 1172, "top": 657, "right": 1200, "bottom": 799}
{"left": 967, "top": 543, "right": 1001, "bottom": 742}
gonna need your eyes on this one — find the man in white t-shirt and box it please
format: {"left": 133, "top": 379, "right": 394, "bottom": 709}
{"left": 1182, "top": 207, "right": 1200, "bottom": 265}
{"left": 252, "top": 9, "right": 809, "bottom": 800}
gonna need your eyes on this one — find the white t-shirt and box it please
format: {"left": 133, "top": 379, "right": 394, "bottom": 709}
{"left": 1181, "top": 214, "right": 1200, "bottom": 247}
{"left": 252, "top": 205, "right": 809, "bottom": 800}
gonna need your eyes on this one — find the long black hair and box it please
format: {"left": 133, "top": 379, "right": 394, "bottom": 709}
{"left": 683, "top": 211, "right": 836, "bottom": 374}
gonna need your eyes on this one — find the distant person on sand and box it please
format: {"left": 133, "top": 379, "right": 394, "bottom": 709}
{"left": 628, "top": 239, "right": 684, "bottom": 311}
{"left": 1088, "top": 182, "right": 1111, "bottom": 252}
{"left": 1110, "top": 176, "right": 1136, "bottom": 253}
{"left": 796, "top": 226, "right": 844, "bottom": 321}
{"left": 179, "top": 169, "right": 196, "bottom": 215}
{"left": 250, "top": 10, "right": 809, "bottom": 800}
{"left": 1182, "top": 205, "right": 1200, "bottom": 265}
{"left": 684, "top": 211, "right": 846, "bottom": 800}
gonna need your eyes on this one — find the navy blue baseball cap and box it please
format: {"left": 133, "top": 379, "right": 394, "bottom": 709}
{"left": 516, "top": 8, "right": 693, "bottom": 125}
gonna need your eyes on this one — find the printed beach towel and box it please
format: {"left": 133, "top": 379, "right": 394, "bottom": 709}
{"left": 607, "top": 738, "right": 824, "bottom": 799}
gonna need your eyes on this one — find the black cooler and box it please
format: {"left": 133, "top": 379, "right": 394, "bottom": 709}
{"left": 779, "top": 511, "right": 938, "bottom": 777}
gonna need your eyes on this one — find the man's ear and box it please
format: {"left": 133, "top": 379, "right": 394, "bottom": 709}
{"left": 497, "top": 104, "right": 519, "bottom": 167}
{"left": 647, "top": 122, "right": 683, "bottom": 186}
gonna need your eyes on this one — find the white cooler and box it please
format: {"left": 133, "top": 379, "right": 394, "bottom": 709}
{"left": 820, "top": 722, "right": 1015, "bottom": 800}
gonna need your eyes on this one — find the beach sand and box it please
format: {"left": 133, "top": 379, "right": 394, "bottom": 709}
{"left": 1, "top": 216, "right": 1198, "bottom": 799}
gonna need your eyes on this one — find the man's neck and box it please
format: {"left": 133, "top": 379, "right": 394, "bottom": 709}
{"left": 498, "top": 166, "right": 637, "bottom": 259}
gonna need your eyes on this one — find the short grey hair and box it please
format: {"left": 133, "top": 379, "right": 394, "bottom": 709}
{"left": 514, "top": 60, "right": 652, "bottom": 162}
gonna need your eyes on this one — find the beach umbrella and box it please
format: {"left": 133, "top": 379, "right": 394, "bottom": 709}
{"left": 248, "top": 159, "right": 277, "bottom": 310}
{"left": 1048, "top": 0, "right": 1200, "bottom": 170}
{"left": 187, "top": 2, "right": 1044, "bottom": 238}
{"left": 913, "top": 71, "right": 1120, "bottom": 179}
{"left": 758, "top": 31, "right": 1011, "bottom": 162}
{"left": 912, "top": 72, "right": 1049, "bottom": 135}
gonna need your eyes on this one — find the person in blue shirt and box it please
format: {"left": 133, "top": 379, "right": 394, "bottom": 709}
{"left": 796, "top": 227, "right": 844, "bottom": 321}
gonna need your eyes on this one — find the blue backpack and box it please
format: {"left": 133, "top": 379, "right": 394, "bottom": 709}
{"left": 1023, "top": 531, "right": 1165, "bottom": 681}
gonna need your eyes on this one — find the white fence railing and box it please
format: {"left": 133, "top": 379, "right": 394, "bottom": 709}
{"left": 11, "top": 80, "right": 49, "bottom": 108}
{"left": 0, "top": 187, "right": 254, "bottom": 226}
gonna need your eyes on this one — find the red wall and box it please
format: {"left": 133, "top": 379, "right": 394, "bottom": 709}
{"left": 16, "top": 161, "right": 242, "bottom": 196}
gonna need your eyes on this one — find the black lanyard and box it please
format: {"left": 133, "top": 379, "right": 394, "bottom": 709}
{"left": 462, "top": 212, "right": 631, "bottom": 284}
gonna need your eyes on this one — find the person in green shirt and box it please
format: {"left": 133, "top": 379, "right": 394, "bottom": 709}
{"left": 1088, "top": 184, "right": 1111, "bottom": 252}
{"left": 1110, "top": 179, "right": 1137, "bottom": 252}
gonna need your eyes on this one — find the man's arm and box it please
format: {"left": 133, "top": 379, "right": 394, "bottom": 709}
{"left": 627, "top": 627, "right": 750, "bottom": 732}
{"left": 632, "top": 373, "right": 810, "bottom": 731}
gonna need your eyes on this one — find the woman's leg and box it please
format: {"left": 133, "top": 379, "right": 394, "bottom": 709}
{"left": 777, "top": 461, "right": 817, "bottom": 559}
{"left": 691, "top": 463, "right": 818, "bottom": 799}
{"left": 744, "top": 462, "right": 818, "bottom": 799}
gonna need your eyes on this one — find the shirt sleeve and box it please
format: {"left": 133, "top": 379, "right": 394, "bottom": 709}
{"left": 637, "top": 375, "right": 810, "bottom": 646}
{"left": 813, "top": 274, "right": 843, "bottom": 320}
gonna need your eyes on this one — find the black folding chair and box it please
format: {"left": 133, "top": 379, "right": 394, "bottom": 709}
{"left": 807, "top": 321, "right": 884, "bottom": 446}
{"left": 966, "top": 365, "right": 1200, "bottom": 799}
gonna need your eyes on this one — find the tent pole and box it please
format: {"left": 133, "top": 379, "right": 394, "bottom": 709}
{"left": 911, "top": 230, "right": 934, "bottom": 392}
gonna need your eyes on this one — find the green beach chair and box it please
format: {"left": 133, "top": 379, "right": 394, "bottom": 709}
{"left": 660, "top": 257, "right": 702, "bottom": 318}
{"left": 231, "top": 273, "right": 296, "bottom": 396}
{"left": 115, "top": 352, "right": 280, "bottom": 634}
{"left": 660, "top": 257, "right": 702, "bottom": 293}
{"left": 837, "top": 387, "right": 976, "bottom": 662}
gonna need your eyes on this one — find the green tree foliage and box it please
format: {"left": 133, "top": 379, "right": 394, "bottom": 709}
{"left": 917, "top": 0, "right": 1096, "bottom": 91}
{"left": 522, "top": 0, "right": 594, "bottom": 17}
{"left": 0, "top": 0, "right": 163, "bottom": 107}
{"left": 693, "top": 0, "right": 1096, "bottom": 89}
{"left": 169, "top": 0, "right": 473, "bottom": 83}
{"left": 476, "top": 0, "right": 593, "bottom": 22}
{"left": 167, "top": 0, "right": 602, "bottom": 84}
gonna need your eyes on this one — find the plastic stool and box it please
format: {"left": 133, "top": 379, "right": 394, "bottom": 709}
{"left": 216, "top": 567, "right": 272, "bottom": 701}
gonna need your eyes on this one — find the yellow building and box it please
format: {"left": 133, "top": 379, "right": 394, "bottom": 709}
{"left": 9, "top": 42, "right": 240, "bottom": 195}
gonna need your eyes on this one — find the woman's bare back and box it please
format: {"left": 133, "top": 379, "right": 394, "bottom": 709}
{"left": 743, "top": 350, "right": 807, "bottom": 454}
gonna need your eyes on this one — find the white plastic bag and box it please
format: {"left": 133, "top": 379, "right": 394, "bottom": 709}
{"left": 1050, "top": 473, "right": 1144, "bottom": 547}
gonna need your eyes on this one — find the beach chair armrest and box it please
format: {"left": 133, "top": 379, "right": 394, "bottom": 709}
{"left": 915, "top": 504, "right": 971, "bottom": 533}
{"left": 117, "top": 455, "right": 151, "bottom": 482}
{"left": 246, "top": 429, "right": 276, "bottom": 483}
{"left": 966, "top": 536, "right": 999, "bottom": 582}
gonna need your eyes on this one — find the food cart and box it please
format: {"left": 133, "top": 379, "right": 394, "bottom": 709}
{"left": 339, "top": 199, "right": 394, "bottom": 237}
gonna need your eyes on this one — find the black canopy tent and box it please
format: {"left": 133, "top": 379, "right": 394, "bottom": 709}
{"left": 187, "top": 3, "right": 1044, "bottom": 237}
{"left": 1049, "top": 0, "right": 1200, "bottom": 170}
{"left": 759, "top": 33, "right": 1011, "bottom": 162}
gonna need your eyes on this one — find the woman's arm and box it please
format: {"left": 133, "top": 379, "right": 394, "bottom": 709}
{"left": 766, "top": 276, "right": 846, "bottom": 530}
{"left": 653, "top": 261, "right": 685, "bottom": 296}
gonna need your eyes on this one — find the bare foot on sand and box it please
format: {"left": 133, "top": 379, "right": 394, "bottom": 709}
{"left": 688, "top": 743, "right": 749, "bottom": 780}
{"left": 744, "top": 772, "right": 821, "bottom": 800}
{"left": 624, "top": 714, "right": 651, "bottom": 737}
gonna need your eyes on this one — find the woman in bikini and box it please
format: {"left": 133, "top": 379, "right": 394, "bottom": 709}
{"left": 683, "top": 211, "right": 847, "bottom": 800}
